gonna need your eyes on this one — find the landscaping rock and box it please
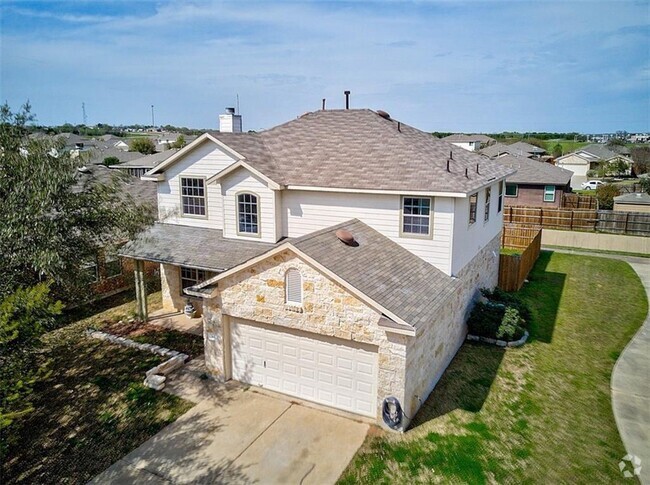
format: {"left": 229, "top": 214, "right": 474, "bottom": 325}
{"left": 85, "top": 329, "right": 190, "bottom": 391}
{"left": 144, "top": 374, "right": 166, "bottom": 391}
{"left": 146, "top": 354, "right": 188, "bottom": 377}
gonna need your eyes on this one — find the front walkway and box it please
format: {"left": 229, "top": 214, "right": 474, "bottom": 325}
{"left": 91, "top": 357, "right": 369, "bottom": 484}
{"left": 545, "top": 248, "right": 649, "bottom": 483}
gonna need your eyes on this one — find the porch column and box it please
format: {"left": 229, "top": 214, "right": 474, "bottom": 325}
{"left": 134, "top": 259, "right": 148, "bottom": 321}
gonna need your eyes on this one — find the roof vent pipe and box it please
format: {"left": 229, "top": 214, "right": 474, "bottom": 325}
{"left": 397, "top": 122, "right": 401, "bottom": 132}
{"left": 447, "top": 160, "right": 450, "bottom": 172}
{"left": 465, "top": 168, "right": 469, "bottom": 178}
{"left": 344, "top": 90, "right": 350, "bottom": 109}
{"left": 322, "top": 98, "right": 326, "bottom": 110}
{"left": 476, "top": 163, "right": 480, "bottom": 174}
{"left": 450, "top": 150, "right": 453, "bottom": 160}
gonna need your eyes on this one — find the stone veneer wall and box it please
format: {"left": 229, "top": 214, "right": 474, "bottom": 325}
{"left": 202, "top": 250, "right": 409, "bottom": 421}
{"left": 160, "top": 263, "right": 203, "bottom": 316}
{"left": 403, "top": 233, "right": 501, "bottom": 425}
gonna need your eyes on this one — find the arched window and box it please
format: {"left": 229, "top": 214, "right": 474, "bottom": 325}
{"left": 285, "top": 268, "right": 302, "bottom": 305}
{"left": 237, "top": 192, "right": 259, "bottom": 235}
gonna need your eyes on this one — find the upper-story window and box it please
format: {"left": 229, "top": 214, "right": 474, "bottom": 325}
{"left": 181, "top": 177, "right": 206, "bottom": 217}
{"left": 498, "top": 181, "right": 504, "bottom": 213}
{"left": 237, "top": 192, "right": 260, "bottom": 235}
{"left": 285, "top": 268, "right": 303, "bottom": 305}
{"left": 484, "top": 187, "right": 491, "bottom": 222}
{"left": 469, "top": 193, "right": 478, "bottom": 225}
{"left": 402, "top": 197, "right": 432, "bottom": 236}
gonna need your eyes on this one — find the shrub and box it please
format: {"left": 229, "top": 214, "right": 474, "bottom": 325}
{"left": 468, "top": 289, "right": 530, "bottom": 341}
{"left": 103, "top": 156, "right": 120, "bottom": 166}
{"left": 129, "top": 137, "right": 156, "bottom": 154}
{"left": 480, "top": 288, "right": 531, "bottom": 327}
{"left": 467, "top": 302, "right": 504, "bottom": 338}
{"left": 497, "top": 307, "right": 521, "bottom": 340}
{"left": 595, "top": 183, "right": 620, "bottom": 210}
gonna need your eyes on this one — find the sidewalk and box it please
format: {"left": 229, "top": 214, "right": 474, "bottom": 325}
{"left": 544, "top": 247, "right": 649, "bottom": 483}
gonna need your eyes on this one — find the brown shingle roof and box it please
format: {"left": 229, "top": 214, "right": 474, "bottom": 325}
{"left": 291, "top": 219, "right": 460, "bottom": 329}
{"left": 493, "top": 155, "right": 572, "bottom": 186}
{"left": 193, "top": 110, "right": 514, "bottom": 194}
{"left": 118, "top": 223, "right": 277, "bottom": 271}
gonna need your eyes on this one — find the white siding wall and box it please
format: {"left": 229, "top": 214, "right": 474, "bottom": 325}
{"left": 222, "top": 167, "right": 277, "bottom": 243}
{"left": 556, "top": 154, "right": 589, "bottom": 177}
{"left": 282, "top": 191, "right": 454, "bottom": 274}
{"left": 157, "top": 142, "right": 236, "bottom": 229}
{"left": 451, "top": 181, "right": 503, "bottom": 275}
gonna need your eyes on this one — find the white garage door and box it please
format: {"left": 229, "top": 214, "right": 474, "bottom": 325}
{"left": 231, "top": 319, "right": 378, "bottom": 417}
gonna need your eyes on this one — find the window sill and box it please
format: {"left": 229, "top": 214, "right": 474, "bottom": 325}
{"left": 285, "top": 303, "right": 304, "bottom": 313}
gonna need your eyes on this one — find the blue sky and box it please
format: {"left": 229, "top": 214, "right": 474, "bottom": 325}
{"left": 1, "top": 1, "right": 648, "bottom": 133}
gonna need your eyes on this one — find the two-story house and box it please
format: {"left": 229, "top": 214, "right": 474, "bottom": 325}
{"left": 120, "top": 107, "right": 514, "bottom": 430}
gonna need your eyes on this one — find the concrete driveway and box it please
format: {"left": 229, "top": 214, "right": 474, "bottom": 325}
{"left": 91, "top": 383, "right": 369, "bottom": 484}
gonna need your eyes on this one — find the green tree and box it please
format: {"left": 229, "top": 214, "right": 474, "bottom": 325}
{"left": 631, "top": 146, "right": 650, "bottom": 175}
{"left": 171, "top": 134, "right": 186, "bottom": 149}
{"left": 103, "top": 156, "right": 120, "bottom": 166}
{"left": 129, "top": 136, "right": 156, "bottom": 154}
{"left": 551, "top": 143, "right": 563, "bottom": 158}
{"left": 0, "top": 103, "right": 154, "bottom": 436}
{"left": 640, "top": 178, "right": 650, "bottom": 195}
{"left": 595, "top": 183, "right": 620, "bottom": 210}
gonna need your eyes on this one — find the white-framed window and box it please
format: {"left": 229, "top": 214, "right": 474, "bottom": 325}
{"left": 237, "top": 192, "right": 260, "bottom": 235}
{"left": 484, "top": 187, "right": 491, "bottom": 222}
{"left": 498, "top": 181, "right": 504, "bottom": 213}
{"left": 505, "top": 183, "right": 518, "bottom": 197}
{"left": 285, "top": 268, "right": 302, "bottom": 305}
{"left": 544, "top": 185, "right": 556, "bottom": 202}
{"left": 180, "top": 266, "right": 207, "bottom": 294}
{"left": 469, "top": 193, "right": 478, "bottom": 224}
{"left": 402, "top": 197, "right": 432, "bottom": 236}
{"left": 180, "top": 177, "right": 206, "bottom": 216}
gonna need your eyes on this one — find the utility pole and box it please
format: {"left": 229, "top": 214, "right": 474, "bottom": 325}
{"left": 151, "top": 105, "right": 155, "bottom": 129}
{"left": 82, "top": 102, "right": 87, "bottom": 125}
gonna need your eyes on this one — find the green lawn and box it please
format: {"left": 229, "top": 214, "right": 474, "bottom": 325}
{"left": 339, "top": 251, "right": 647, "bottom": 484}
{"left": 541, "top": 139, "right": 589, "bottom": 155}
{"left": 2, "top": 292, "right": 195, "bottom": 484}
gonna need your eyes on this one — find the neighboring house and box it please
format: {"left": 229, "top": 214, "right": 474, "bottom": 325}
{"left": 156, "top": 133, "right": 198, "bottom": 151}
{"left": 613, "top": 193, "right": 650, "bottom": 213}
{"left": 492, "top": 155, "right": 572, "bottom": 207}
{"left": 441, "top": 134, "right": 494, "bottom": 151}
{"left": 120, "top": 107, "right": 514, "bottom": 430}
{"left": 111, "top": 149, "right": 177, "bottom": 178}
{"left": 74, "top": 165, "right": 159, "bottom": 299}
{"left": 556, "top": 144, "right": 633, "bottom": 188}
{"left": 85, "top": 146, "right": 142, "bottom": 166}
{"left": 480, "top": 141, "right": 545, "bottom": 159}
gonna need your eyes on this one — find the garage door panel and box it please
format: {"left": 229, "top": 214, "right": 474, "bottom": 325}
{"left": 231, "top": 319, "right": 378, "bottom": 417}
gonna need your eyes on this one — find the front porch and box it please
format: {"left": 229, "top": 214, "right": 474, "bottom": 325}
{"left": 148, "top": 308, "right": 203, "bottom": 336}
{"left": 118, "top": 223, "right": 278, "bottom": 324}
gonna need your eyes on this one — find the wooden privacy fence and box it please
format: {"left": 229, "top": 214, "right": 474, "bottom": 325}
{"left": 562, "top": 193, "right": 597, "bottom": 210}
{"left": 498, "top": 225, "right": 542, "bottom": 292}
{"left": 503, "top": 206, "right": 650, "bottom": 236}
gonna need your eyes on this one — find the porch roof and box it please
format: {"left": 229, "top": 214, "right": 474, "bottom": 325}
{"left": 119, "top": 223, "right": 278, "bottom": 272}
